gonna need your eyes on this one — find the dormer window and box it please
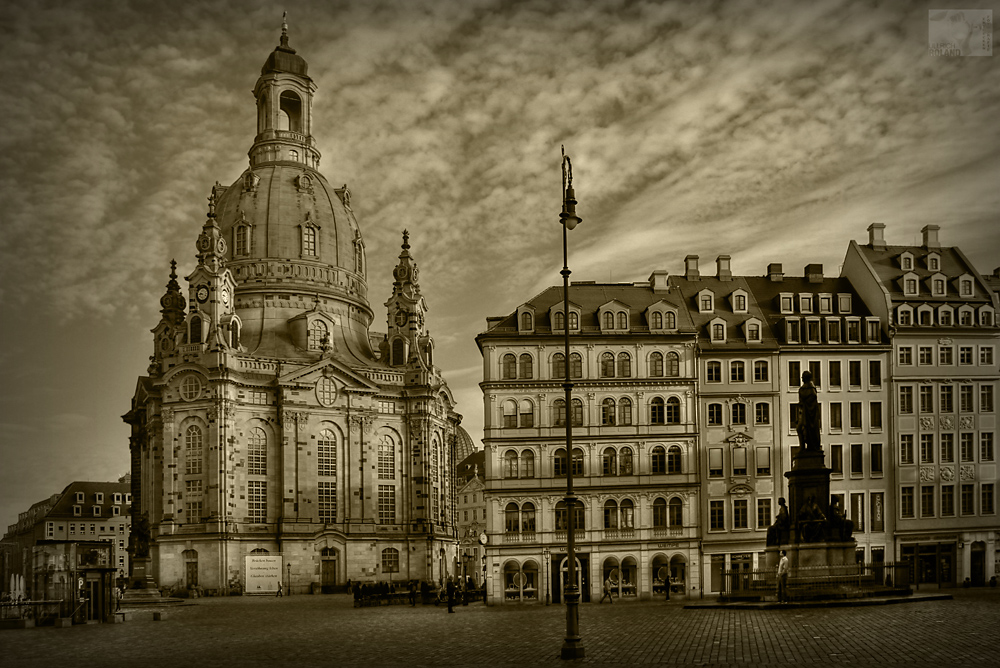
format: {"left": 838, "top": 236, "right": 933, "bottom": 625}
{"left": 932, "top": 277, "right": 946, "bottom": 296}
{"left": 786, "top": 317, "right": 801, "bottom": 343}
{"left": 75, "top": 492, "right": 85, "bottom": 504}
{"left": 744, "top": 318, "right": 762, "bottom": 342}
{"left": 95, "top": 493, "right": 104, "bottom": 504}
{"left": 617, "top": 311, "right": 628, "bottom": 329}
{"left": 818, "top": 294, "right": 833, "bottom": 314}
{"left": 603, "top": 312, "right": 614, "bottom": 329}
{"left": 866, "top": 318, "right": 881, "bottom": 343}
{"left": 731, "top": 290, "right": 748, "bottom": 313}
{"left": 838, "top": 294, "right": 852, "bottom": 313}
{"left": 917, "top": 305, "right": 933, "bottom": 326}
{"left": 900, "top": 252, "right": 913, "bottom": 270}
{"left": 699, "top": 290, "right": 714, "bottom": 313}
{"left": 799, "top": 294, "right": 813, "bottom": 313}
{"left": 903, "top": 277, "right": 918, "bottom": 296}
{"left": 521, "top": 312, "right": 533, "bottom": 331}
{"left": 981, "top": 306, "right": 995, "bottom": 327}
{"left": 939, "top": 306, "right": 953, "bottom": 326}
{"left": 779, "top": 293, "right": 794, "bottom": 314}
{"left": 845, "top": 318, "right": 861, "bottom": 343}
{"left": 826, "top": 318, "right": 841, "bottom": 343}
{"left": 552, "top": 308, "right": 579, "bottom": 331}
{"left": 958, "top": 305, "right": 974, "bottom": 326}
{"left": 93, "top": 506, "right": 102, "bottom": 517}
{"left": 709, "top": 317, "right": 726, "bottom": 342}
{"left": 648, "top": 305, "right": 677, "bottom": 331}
{"left": 926, "top": 253, "right": 940, "bottom": 271}
{"left": 651, "top": 312, "right": 662, "bottom": 329}
{"left": 960, "top": 277, "right": 973, "bottom": 296}
{"left": 308, "top": 319, "right": 329, "bottom": 351}
{"left": 806, "top": 318, "right": 821, "bottom": 343}
{"left": 897, "top": 305, "right": 913, "bottom": 326}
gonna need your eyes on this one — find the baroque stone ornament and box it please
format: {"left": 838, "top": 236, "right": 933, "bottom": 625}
{"left": 920, "top": 417, "right": 936, "bottom": 430}
{"left": 940, "top": 416, "right": 954, "bottom": 429}
{"left": 959, "top": 416, "right": 975, "bottom": 430}
{"left": 941, "top": 466, "right": 955, "bottom": 481}
{"left": 960, "top": 465, "right": 976, "bottom": 481}
{"left": 160, "top": 408, "right": 174, "bottom": 422}
{"left": 919, "top": 467, "right": 935, "bottom": 482}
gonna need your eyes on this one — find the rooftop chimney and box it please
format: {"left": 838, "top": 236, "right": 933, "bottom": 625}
{"left": 716, "top": 255, "right": 732, "bottom": 281}
{"left": 921, "top": 224, "right": 940, "bottom": 249}
{"left": 648, "top": 270, "right": 670, "bottom": 293}
{"left": 685, "top": 255, "right": 700, "bottom": 280}
{"left": 767, "top": 263, "right": 783, "bottom": 282}
{"left": 867, "top": 222, "right": 886, "bottom": 250}
{"left": 805, "top": 263, "right": 824, "bottom": 283}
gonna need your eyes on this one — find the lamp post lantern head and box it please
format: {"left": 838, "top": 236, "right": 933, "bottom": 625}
{"left": 560, "top": 148, "right": 582, "bottom": 230}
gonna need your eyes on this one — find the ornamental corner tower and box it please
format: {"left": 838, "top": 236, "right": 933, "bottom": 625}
{"left": 124, "top": 22, "right": 465, "bottom": 594}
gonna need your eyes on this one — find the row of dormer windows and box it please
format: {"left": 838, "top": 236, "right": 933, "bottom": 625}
{"left": 896, "top": 304, "right": 994, "bottom": 327}
{"left": 783, "top": 317, "right": 879, "bottom": 344}
{"left": 899, "top": 272, "right": 975, "bottom": 298}
{"left": 73, "top": 492, "right": 131, "bottom": 505}
{"left": 520, "top": 309, "right": 680, "bottom": 332}
{"left": 778, "top": 293, "right": 853, "bottom": 315}
{"left": 899, "top": 251, "right": 940, "bottom": 272}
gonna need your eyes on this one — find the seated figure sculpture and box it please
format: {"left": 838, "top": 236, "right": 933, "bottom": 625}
{"left": 797, "top": 495, "right": 827, "bottom": 543}
{"left": 766, "top": 497, "right": 790, "bottom": 546}
{"left": 828, "top": 496, "right": 854, "bottom": 541}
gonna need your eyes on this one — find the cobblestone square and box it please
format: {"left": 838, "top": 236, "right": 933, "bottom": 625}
{"left": 1, "top": 589, "right": 998, "bottom": 667}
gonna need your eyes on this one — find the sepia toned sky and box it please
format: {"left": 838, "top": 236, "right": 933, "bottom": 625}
{"left": 1, "top": 0, "right": 998, "bottom": 531}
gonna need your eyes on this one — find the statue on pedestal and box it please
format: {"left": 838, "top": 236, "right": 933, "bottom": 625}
{"left": 828, "top": 496, "right": 854, "bottom": 541}
{"left": 796, "top": 370, "right": 821, "bottom": 452}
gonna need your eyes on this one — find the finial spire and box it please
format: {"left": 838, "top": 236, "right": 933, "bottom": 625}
{"left": 402, "top": 229, "right": 410, "bottom": 250}
{"left": 169, "top": 259, "right": 177, "bottom": 281}
{"left": 280, "top": 11, "right": 289, "bottom": 48}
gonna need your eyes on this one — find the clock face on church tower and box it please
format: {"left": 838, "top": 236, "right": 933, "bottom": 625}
{"left": 196, "top": 286, "right": 209, "bottom": 303}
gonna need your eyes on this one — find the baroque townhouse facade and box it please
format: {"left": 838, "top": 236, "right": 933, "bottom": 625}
{"left": 670, "top": 256, "right": 782, "bottom": 594}
{"left": 1, "top": 481, "right": 132, "bottom": 598}
{"left": 746, "top": 265, "right": 892, "bottom": 566}
{"left": 843, "top": 223, "right": 999, "bottom": 586}
{"left": 123, "top": 27, "right": 464, "bottom": 594}
{"left": 477, "top": 277, "right": 701, "bottom": 603}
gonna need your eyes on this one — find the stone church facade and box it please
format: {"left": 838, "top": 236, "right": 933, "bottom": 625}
{"left": 123, "top": 25, "right": 464, "bottom": 594}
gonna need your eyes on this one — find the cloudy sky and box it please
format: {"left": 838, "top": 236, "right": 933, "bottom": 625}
{"left": 1, "top": 0, "right": 998, "bottom": 531}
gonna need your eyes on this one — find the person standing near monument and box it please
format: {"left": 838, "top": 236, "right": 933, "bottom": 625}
{"left": 446, "top": 577, "right": 456, "bottom": 613}
{"left": 777, "top": 551, "right": 790, "bottom": 603}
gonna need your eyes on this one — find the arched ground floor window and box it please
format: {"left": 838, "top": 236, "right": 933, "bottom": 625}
{"left": 503, "top": 559, "right": 539, "bottom": 602}
{"left": 601, "top": 555, "right": 638, "bottom": 599}
{"left": 652, "top": 553, "right": 686, "bottom": 596}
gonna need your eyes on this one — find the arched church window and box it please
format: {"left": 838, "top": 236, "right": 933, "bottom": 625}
{"left": 378, "top": 434, "right": 395, "bottom": 480}
{"left": 355, "top": 244, "right": 364, "bottom": 274}
{"left": 230, "top": 320, "right": 241, "bottom": 349}
{"left": 248, "top": 427, "right": 267, "bottom": 476}
{"left": 181, "top": 375, "right": 202, "bottom": 402}
{"left": 190, "top": 315, "right": 202, "bottom": 344}
{"left": 289, "top": 149, "right": 299, "bottom": 161}
{"left": 185, "top": 425, "right": 203, "bottom": 475}
{"left": 392, "top": 339, "right": 405, "bottom": 365}
{"left": 309, "top": 320, "right": 328, "bottom": 351}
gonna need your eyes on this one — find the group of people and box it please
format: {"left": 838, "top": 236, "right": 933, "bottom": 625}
{"left": 351, "top": 580, "right": 413, "bottom": 607}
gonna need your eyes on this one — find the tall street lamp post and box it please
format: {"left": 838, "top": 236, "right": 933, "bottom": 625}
{"left": 559, "top": 148, "right": 585, "bottom": 661}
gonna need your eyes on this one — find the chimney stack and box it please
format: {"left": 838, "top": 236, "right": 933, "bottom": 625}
{"left": 921, "top": 224, "right": 940, "bottom": 249}
{"left": 648, "top": 270, "right": 670, "bottom": 293}
{"left": 767, "top": 263, "right": 783, "bottom": 282}
{"left": 685, "top": 255, "right": 700, "bottom": 280}
{"left": 867, "top": 222, "right": 886, "bottom": 250}
{"left": 716, "top": 255, "right": 732, "bottom": 281}
{"left": 805, "top": 263, "right": 824, "bottom": 283}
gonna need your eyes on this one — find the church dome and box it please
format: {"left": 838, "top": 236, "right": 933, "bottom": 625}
{"left": 213, "top": 165, "right": 368, "bottom": 312}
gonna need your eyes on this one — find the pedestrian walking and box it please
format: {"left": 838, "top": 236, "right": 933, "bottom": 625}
{"left": 446, "top": 578, "right": 456, "bottom": 613}
{"left": 600, "top": 577, "right": 614, "bottom": 603}
{"left": 276, "top": 582, "right": 283, "bottom": 597}
{"left": 114, "top": 586, "right": 122, "bottom": 612}
{"left": 777, "top": 550, "right": 790, "bottom": 603}
{"left": 409, "top": 580, "right": 416, "bottom": 606}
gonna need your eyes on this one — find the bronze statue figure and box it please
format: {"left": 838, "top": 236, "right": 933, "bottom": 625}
{"left": 796, "top": 370, "right": 822, "bottom": 452}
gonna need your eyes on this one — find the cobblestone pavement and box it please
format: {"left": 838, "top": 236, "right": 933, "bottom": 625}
{"left": 1, "top": 588, "right": 998, "bottom": 667}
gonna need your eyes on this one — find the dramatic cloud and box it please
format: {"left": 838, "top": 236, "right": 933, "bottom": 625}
{"left": 1, "top": 0, "right": 998, "bottom": 528}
